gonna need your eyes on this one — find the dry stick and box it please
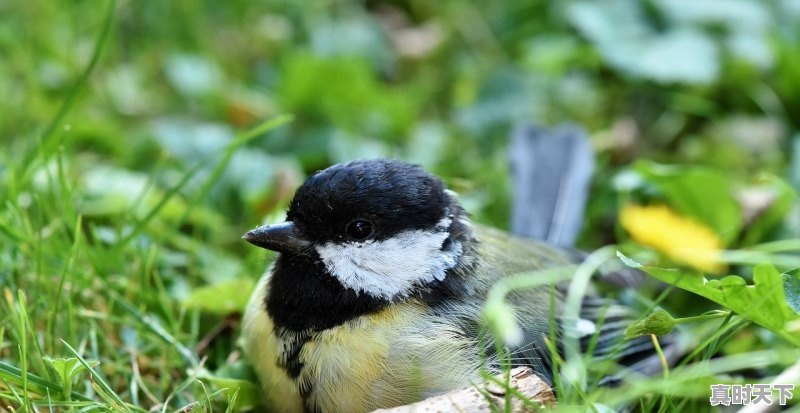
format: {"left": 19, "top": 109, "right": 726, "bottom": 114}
{"left": 371, "top": 367, "right": 555, "bottom": 413}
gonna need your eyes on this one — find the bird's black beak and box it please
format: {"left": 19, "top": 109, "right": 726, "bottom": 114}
{"left": 242, "top": 222, "right": 311, "bottom": 254}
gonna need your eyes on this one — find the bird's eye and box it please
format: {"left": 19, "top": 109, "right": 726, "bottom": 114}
{"left": 345, "top": 219, "right": 373, "bottom": 240}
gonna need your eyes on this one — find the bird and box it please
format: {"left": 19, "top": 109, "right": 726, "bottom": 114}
{"left": 240, "top": 158, "right": 667, "bottom": 413}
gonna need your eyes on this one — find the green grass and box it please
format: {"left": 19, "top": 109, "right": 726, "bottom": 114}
{"left": 2, "top": 0, "right": 800, "bottom": 411}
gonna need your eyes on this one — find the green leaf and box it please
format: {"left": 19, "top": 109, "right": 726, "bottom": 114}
{"left": 656, "top": 0, "right": 774, "bottom": 69}
{"left": 195, "top": 369, "right": 261, "bottom": 410}
{"left": 43, "top": 357, "right": 98, "bottom": 399}
{"left": 618, "top": 252, "right": 800, "bottom": 346}
{"left": 61, "top": 340, "right": 131, "bottom": 411}
{"left": 278, "top": 53, "right": 421, "bottom": 138}
{"left": 183, "top": 278, "right": 255, "bottom": 315}
{"left": 625, "top": 309, "right": 676, "bottom": 339}
{"left": 164, "top": 54, "right": 222, "bottom": 97}
{"left": 634, "top": 162, "right": 742, "bottom": 244}
{"left": 567, "top": 0, "right": 719, "bottom": 84}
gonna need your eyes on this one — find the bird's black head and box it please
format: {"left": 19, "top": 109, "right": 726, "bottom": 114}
{"left": 287, "top": 159, "right": 451, "bottom": 244}
{"left": 243, "top": 159, "right": 471, "bottom": 331}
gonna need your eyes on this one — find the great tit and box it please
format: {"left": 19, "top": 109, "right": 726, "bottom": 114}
{"left": 241, "top": 159, "right": 662, "bottom": 413}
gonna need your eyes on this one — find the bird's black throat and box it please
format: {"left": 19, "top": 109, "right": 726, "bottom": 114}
{"left": 265, "top": 251, "right": 390, "bottom": 333}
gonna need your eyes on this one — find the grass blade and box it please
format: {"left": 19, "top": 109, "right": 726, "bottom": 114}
{"left": 108, "top": 291, "right": 199, "bottom": 367}
{"left": 18, "top": 0, "right": 117, "bottom": 181}
{"left": 60, "top": 339, "right": 131, "bottom": 411}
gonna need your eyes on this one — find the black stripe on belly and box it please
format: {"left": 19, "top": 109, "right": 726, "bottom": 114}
{"left": 274, "top": 329, "right": 318, "bottom": 412}
{"left": 275, "top": 328, "right": 311, "bottom": 379}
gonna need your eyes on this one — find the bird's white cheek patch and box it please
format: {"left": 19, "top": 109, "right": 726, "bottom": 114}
{"left": 315, "top": 220, "right": 461, "bottom": 299}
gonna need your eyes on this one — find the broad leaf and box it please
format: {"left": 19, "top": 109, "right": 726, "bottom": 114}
{"left": 619, "top": 252, "right": 800, "bottom": 346}
{"left": 183, "top": 278, "right": 255, "bottom": 315}
{"left": 567, "top": 0, "right": 719, "bottom": 84}
{"left": 44, "top": 357, "right": 98, "bottom": 399}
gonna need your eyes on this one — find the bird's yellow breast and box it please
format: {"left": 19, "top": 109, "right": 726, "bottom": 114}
{"left": 242, "top": 273, "right": 481, "bottom": 413}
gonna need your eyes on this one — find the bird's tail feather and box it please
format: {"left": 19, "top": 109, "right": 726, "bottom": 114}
{"left": 509, "top": 124, "right": 594, "bottom": 248}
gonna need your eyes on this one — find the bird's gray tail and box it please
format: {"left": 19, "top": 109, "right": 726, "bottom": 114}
{"left": 509, "top": 124, "right": 594, "bottom": 248}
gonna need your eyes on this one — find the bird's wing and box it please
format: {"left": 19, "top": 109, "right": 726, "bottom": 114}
{"left": 469, "top": 224, "right": 675, "bottom": 383}
{"left": 465, "top": 225, "right": 565, "bottom": 384}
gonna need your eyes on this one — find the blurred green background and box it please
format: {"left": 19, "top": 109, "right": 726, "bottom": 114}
{"left": 1, "top": 0, "right": 799, "bottom": 411}
{"left": 4, "top": 0, "right": 799, "bottom": 233}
